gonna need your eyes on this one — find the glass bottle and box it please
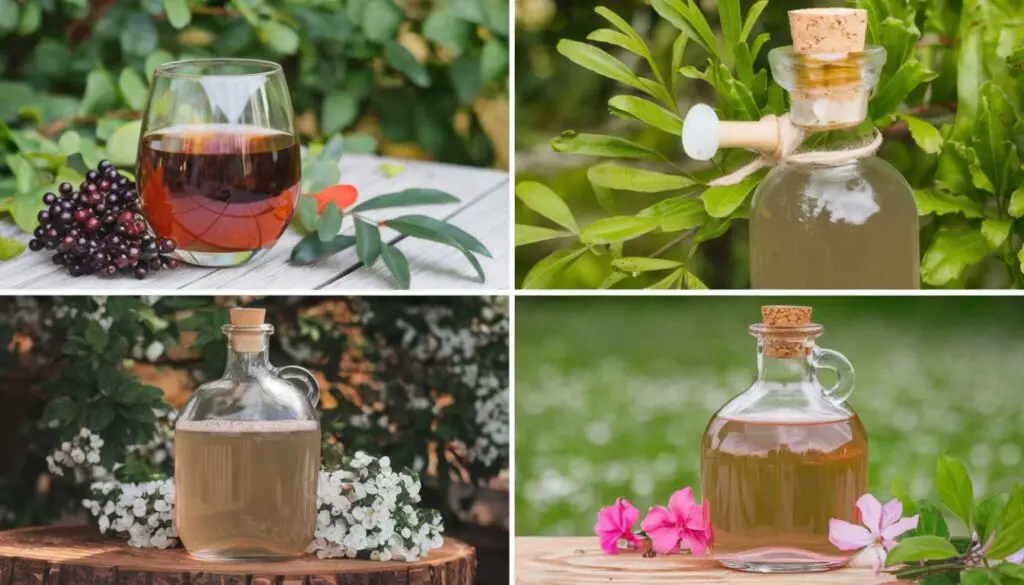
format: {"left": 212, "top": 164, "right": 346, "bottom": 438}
{"left": 700, "top": 305, "right": 867, "bottom": 572}
{"left": 175, "top": 308, "right": 321, "bottom": 561}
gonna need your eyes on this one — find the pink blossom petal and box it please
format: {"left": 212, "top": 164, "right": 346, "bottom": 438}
{"left": 620, "top": 498, "right": 640, "bottom": 530}
{"left": 642, "top": 506, "right": 682, "bottom": 554}
{"left": 681, "top": 531, "right": 709, "bottom": 556}
{"left": 865, "top": 544, "right": 887, "bottom": 574}
{"left": 880, "top": 498, "right": 903, "bottom": 530}
{"left": 1007, "top": 547, "right": 1024, "bottom": 564}
{"left": 856, "top": 493, "right": 884, "bottom": 535}
{"left": 668, "top": 488, "right": 697, "bottom": 527}
{"left": 881, "top": 515, "right": 919, "bottom": 549}
{"left": 599, "top": 532, "right": 622, "bottom": 554}
{"left": 829, "top": 518, "right": 875, "bottom": 550}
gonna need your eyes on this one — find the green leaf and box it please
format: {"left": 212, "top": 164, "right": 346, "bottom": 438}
{"left": 976, "top": 83, "right": 1017, "bottom": 196}
{"left": 996, "top": 562, "right": 1024, "bottom": 582}
{"left": 684, "top": 271, "right": 708, "bottom": 289}
{"left": 11, "top": 192, "right": 45, "bottom": 233}
{"left": 515, "top": 181, "right": 578, "bottom": 232}
{"left": 953, "top": 26, "right": 982, "bottom": 140}
{"left": 1009, "top": 188, "right": 1024, "bottom": 218}
{"left": 551, "top": 131, "right": 667, "bottom": 161}
{"left": 16, "top": 1, "right": 40, "bottom": 35}
{"left": 960, "top": 569, "right": 994, "bottom": 585}
{"left": 611, "top": 257, "right": 682, "bottom": 273}
{"left": 163, "top": 0, "right": 191, "bottom": 28}
{"left": 870, "top": 60, "right": 937, "bottom": 121}
{"left": 638, "top": 196, "right": 707, "bottom": 232}
{"left": 0, "top": 237, "right": 25, "bottom": 261}
{"left": 650, "top": 0, "right": 720, "bottom": 60}
{"left": 5, "top": 154, "right": 39, "bottom": 194}
{"left": 105, "top": 121, "right": 142, "bottom": 167}
{"left": 423, "top": 9, "right": 474, "bottom": 55}
{"left": 259, "top": 21, "right": 300, "bottom": 55}
{"left": 294, "top": 197, "right": 319, "bottom": 234}
{"left": 144, "top": 50, "right": 175, "bottom": 83}
{"left": 580, "top": 216, "right": 660, "bottom": 244}
{"left": 290, "top": 232, "right": 357, "bottom": 265}
{"left": 670, "top": 34, "right": 688, "bottom": 96}
{"left": 921, "top": 226, "right": 988, "bottom": 286}
{"left": 0, "top": 0, "right": 17, "bottom": 33}
{"left": 897, "top": 114, "right": 944, "bottom": 154}
{"left": 89, "top": 404, "right": 116, "bottom": 431}
{"left": 44, "top": 397, "right": 79, "bottom": 424}
{"left": 911, "top": 501, "right": 951, "bottom": 538}
{"left": 740, "top": 0, "right": 767, "bottom": 42}
{"left": 717, "top": 0, "right": 741, "bottom": 62}
{"left": 387, "top": 215, "right": 491, "bottom": 257}
{"left": 380, "top": 245, "right": 410, "bottom": 289}
{"left": 480, "top": 39, "right": 509, "bottom": 82}
{"left": 981, "top": 218, "right": 1013, "bottom": 249}
{"left": 557, "top": 40, "right": 641, "bottom": 90}
{"left": 647, "top": 268, "right": 684, "bottom": 289}
{"left": 84, "top": 320, "right": 107, "bottom": 351}
{"left": 362, "top": 0, "right": 403, "bottom": 42}
{"left": 975, "top": 493, "right": 1009, "bottom": 546}
{"left": 885, "top": 535, "right": 960, "bottom": 565}
{"left": 317, "top": 201, "right": 343, "bottom": 242}
{"left": 119, "top": 68, "right": 149, "bottom": 111}
{"left": 914, "top": 190, "right": 984, "bottom": 218}
{"left": 350, "top": 188, "right": 459, "bottom": 212}
{"left": 587, "top": 164, "right": 695, "bottom": 192}
{"left": 588, "top": 29, "right": 645, "bottom": 57}
{"left": 701, "top": 175, "right": 761, "bottom": 218}
{"left": 120, "top": 14, "right": 158, "bottom": 57}
{"left": 355, "top": 218, "right": 383, "bottom": 266}
{"left": 515, "top": 224, "right": 573, "bottom": 246}
{"left": 607, "top": 95, "right": 683, "bottom": 135}
{"left": 79, "top": 69, "right": 118, "bottom": 116}
{"left": 322, "top": 90, "right": 360, "bottom": 134}
{"left": 988, "top": 516, "right": 1024, "bottom": 560}
{"left": 937, "top": 454, "right": 975, "bottom": 528}
{"left": 522, "top": 247, "right": 588, "bottom": 289}
{"left": 384, "top": 42, "right": 431, "bottom": 87}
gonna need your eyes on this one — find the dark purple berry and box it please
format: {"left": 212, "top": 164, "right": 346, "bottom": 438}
{"left": 60, "top": 200, "right": 73, "bottom": 211}
{"left": 133, "top": 266, "right": 147, "bottom": 280}
{"left": 38, "top": 210, "right": 50, "bottom": 223}
{"left": 85, "top": 170, "right": 99, "bottom": 182}
{"left": 43, "top": 239, "right": 57, "bottom": 250}
{"left": 58, "top": 182, "right": 73, "bottom": 196}
{"left": 46, "top": 228, "right": 58, "bottom": 239}
{"left": 158, "top": 238, "right": 176, "bottom": 254}
{"left": 68, "top": 263, "right": 85, "bottom": 277}
{"left": 60, "top": 236, "right": 74, "bottom": 250}
{"left": 103, "top": 265, "right": 117, "bottom": 276}
{"left": 58, "top": 211, "right": 73, "bottom": 224}
{"left": 74, "top": 209, "right": 91, "bottom": 223}
{"left": 52, "top": 253, "right": 65, "bottom": 265}
{"left": 28, "top": 239, "right": 43, "bottom": 251}
{"left": 118, "top": 210, "right": 135, "bottom": 225}
{"left": 163, "top": 258, "right": 180, "bottom": 270}
{"left": 85, "top": 217, "right": 101, "bottom": 233}
{"left": 42, "top": 193, "right": 57, "bottom": 205}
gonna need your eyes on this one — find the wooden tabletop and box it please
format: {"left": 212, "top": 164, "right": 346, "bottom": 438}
{"left": 0, "top": 525, "right": 475, "bottom": 585}
{"left": 515, "top": 537, "right": 897, "bottom": 584}
{"left": 0, "top": 155, "right": 509, "bottom": 291}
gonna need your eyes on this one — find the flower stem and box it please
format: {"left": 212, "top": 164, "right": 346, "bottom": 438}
{"left": 887, "top": 561, "right": 964, "bottom": 579}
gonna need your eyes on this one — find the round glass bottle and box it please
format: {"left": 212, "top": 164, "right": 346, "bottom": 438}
{"left": 700, "top": 306, "right": 867, "bottom": 572}
{"left": 175, "top": 308, "right": 321, "bottom": 561}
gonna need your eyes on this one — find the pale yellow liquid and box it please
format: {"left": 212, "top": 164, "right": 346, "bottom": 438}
{"left": 750, "top": 157, "right": 919, "bottom": 289}
{"left": 700, "top": 415, "right": 867, "bottom": 571}
{"left": 175, "top": 420, "right": 320, "bottom": 560}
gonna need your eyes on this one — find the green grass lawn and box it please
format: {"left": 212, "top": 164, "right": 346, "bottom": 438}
{"left": 515, "top": 296, "right": 1024, "bottom": 536}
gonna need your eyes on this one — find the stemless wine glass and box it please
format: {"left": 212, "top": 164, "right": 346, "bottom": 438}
{"left": 138, "top": 59, "right": 300, "bottom": 267}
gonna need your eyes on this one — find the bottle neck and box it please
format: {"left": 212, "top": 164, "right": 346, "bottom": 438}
{"left": 756, "top": 343, "right": 815, "bottom": 384}
{"left": 224, "top": 347, "right": 271, "bottom": 377}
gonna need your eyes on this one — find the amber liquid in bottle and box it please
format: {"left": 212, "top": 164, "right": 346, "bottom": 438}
{"left": 701, "top": 413, "right": 868, "bottom": 571}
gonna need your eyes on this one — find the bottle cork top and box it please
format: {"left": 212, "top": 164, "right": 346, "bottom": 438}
{"left": 761, "top": 305, "right": 813, "bottom": 327}
{"left": 229, "top": 308, "right": 266, "bottom": 352}
{"left": 789, "top": 8, "right": 867, "bottom": 55}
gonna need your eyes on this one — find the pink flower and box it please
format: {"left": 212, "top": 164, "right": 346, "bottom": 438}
{"left": 640, "top": 487, "right": 711, "bottom": 555}
{"left": 829, "top": 494, "right": 919, "bottom": 572}
{"left": 595, "top": 497, "right": 642, "bottom": 554}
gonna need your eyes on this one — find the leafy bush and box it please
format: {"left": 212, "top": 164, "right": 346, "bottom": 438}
{"left": 0, "top": 295, "right": 508, "bottom": 529}
{"left": 515, "top": 0, "right": 1024, "bottom": 289}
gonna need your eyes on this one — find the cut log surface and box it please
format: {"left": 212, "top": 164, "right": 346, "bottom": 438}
{"left": 0, "top": 526, "right": 475, "bottom": 585}
{"left": 516, "top": 537, "right": 897, "bottom": 584}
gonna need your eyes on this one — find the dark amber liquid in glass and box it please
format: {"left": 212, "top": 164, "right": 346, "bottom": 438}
{"left": 138, "top": 126, "right": 300, "bottom": 254}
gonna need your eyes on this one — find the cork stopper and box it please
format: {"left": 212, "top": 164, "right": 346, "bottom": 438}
{"left": 755, "top": 305, "right": 819, "bottom": 359}
{"left": 229, "top": 308, "right": 266, "bottom": 352}
{"left": 789, "top": 8, "right": 867, "bottom": 55}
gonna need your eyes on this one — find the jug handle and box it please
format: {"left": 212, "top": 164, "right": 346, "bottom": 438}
{"left": 811, "top": 347, "right": 855, "bottom": 404}
{"left": 275, "top": 365, "right": 320, "bottom": 407}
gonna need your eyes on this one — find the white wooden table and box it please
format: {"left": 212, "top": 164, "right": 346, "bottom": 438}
{"left": 0, "top": 155, "right": 509, "bottom": 291}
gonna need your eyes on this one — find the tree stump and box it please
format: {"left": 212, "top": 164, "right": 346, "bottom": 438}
{"left": 0, "top": 526, "right": 475, "bottom": 585}
{"left": 516, "top": 537, "right": 897, "bottom": 584}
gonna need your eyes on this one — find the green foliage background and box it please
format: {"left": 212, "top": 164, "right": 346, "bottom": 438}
{"left": 514, "top": 0, "right": 1024, "bottom": 289}
{"left": 515, "top": 296, "right": 1024, "bottom": 535}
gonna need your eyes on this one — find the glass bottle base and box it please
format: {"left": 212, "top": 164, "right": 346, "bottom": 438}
{"left": 189, "top": 550, "right": 305, "bottom": 562}
{"left": 716, "top": 548, "right": 850, "bottom": 573}
{"left": 172, "top": 247, "right": 270, "bottom": 267}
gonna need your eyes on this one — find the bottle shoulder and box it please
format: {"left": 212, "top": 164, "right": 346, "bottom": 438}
{"left": 178, "top": 374, "right": 318, "bottom": 424}
{"left": 712, "top": 380, "right": 858, "bottom": 422}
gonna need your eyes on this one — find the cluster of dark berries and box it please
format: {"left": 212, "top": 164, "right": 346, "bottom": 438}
{"left": 28, "top": 160, "right": 180, "bottom": 279}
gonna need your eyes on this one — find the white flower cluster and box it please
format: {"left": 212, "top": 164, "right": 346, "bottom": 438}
{"left": 308, "top": 451, "right": 444, "bottom": 562}
{"left": 82, "top": 479, "right": 177, "bottom": 549}
{"left": 45, "top": 428, "right": 108, "bottom": 483}
{"left": 471, "top": 372, "right": 509, "bottom": 467}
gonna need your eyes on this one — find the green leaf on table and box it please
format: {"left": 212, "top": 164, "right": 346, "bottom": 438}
{"left": 638, "top": 196, "right": 706, "bottom": 232}
{"left": 914, "top": 190, "right": 983, "bottom": 218}
{"left": 322, "top": 90, "right": 360, "bottom": 134}
{"left": 608, "top": 95, "right": 683, "bottom": 135}
{"left": 551, "top": 131, "right": 667, "bottom": 161}
{"left": 11, "top": 192, "right": 45, "bottom": 232}
{"left": 0, "top": 237, "right": 25, "bottom": 261}
{"left": 921, "top": 226, "right": 988, "bottom": 286}
{"left": 259, "top": 21, "right": 300, "bottom": 55}
{"left": 515, "top": 181, "right": 578, "bottom": 232}
{"left": 318, "top": 201, "right": 343, "bottom": 242}
{"left": 988, "top": 515, "right": 1024, "bottom": 560}
{"left": 119, "top": 68, "right": 149, "bottom": 111}
{"left": 362, "top": 0, "right": 403, "bottom": 42}
{"left": 885, "top": 535, "right": 960, "bottom": 565}
{"left": 981, "top": 218, "right": 1013, "bottom": 249}
{"left": 701, "top": 174, "right": 761, "bottom": 218}
{"left": 937, "top": 454, "right": 975, "bottom": 528}
{"left": 515, "top": 224, "right": 573, "bottom": 246}
{"left": 350, "top": 188, "right": 459, "bottom": 212}
{"left": 975, "top": 492, "right": 1008, "bottom": 546}
{"left": 380, "top": 245, "right": 410, "bottom": 289}
{"left": 580, "top": 216, "right": 659, "bottom": 244}
{"left": 1009, "top": 188, "right": 1024, "bottom": 218}
{"left": 647, "top": 268, "right": 684, "bottom": 289}
{"left": 522, "top": 247, "right": 588, "bottom": 289}
{"left": 481, "top": 38, "right": 509, "bottom": 82}
{"left": 897, "top": 114, "right": 943, "bottom": 154}
{"left": 163, "top": 0, "right": 191, "bottom": 28}
{"left": 611, "top": 257, "right": 682, "bottom": 273}
{"left": 355, "top": 218, "right": 382, "bottom": 266}
{"left": 387, "top": 215, "right": 491, "bottom": 258}
{"left": 294, "top": 197, "right": 319, "bottom": 234}
{"left": 290, "top": 232, "right": 357, "bottom": 265}
{"left": 588, "top": 164, "right": 695, "bottom": 192}
{"left": 384, "top": 42, "right": 430, "bottom": 87}
{"left": 105, "top": 121, "right": 142, "bottom": 167}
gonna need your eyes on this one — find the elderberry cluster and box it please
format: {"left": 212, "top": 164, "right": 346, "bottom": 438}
{"left": 28, "top": 160, "right": 179, "bottom": 279}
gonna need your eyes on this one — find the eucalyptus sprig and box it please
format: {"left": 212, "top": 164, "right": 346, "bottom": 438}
{"left": 884, "top": 454, "right": 1024, "bottom": 584}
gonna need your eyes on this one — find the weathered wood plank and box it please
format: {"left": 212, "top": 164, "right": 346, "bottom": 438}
{"left": 515, "top": 537, "right": 896, "bottom": 584}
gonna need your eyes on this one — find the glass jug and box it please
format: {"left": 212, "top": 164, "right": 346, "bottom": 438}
{"left": 175, "top": 308, "right": 321, "bottom": 561}
{"left": 700, "top": 305, "right": 867, "bottom": 572}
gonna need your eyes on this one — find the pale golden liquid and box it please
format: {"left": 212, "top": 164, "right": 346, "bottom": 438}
{"left": 175, "top": 420, "right": 320, "bottom": 559}
{"left": 700, "top": 416, "right": 867, "bottom": 568}
{"left": 750, "top": 157, "right": 919, "bottom": 289}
